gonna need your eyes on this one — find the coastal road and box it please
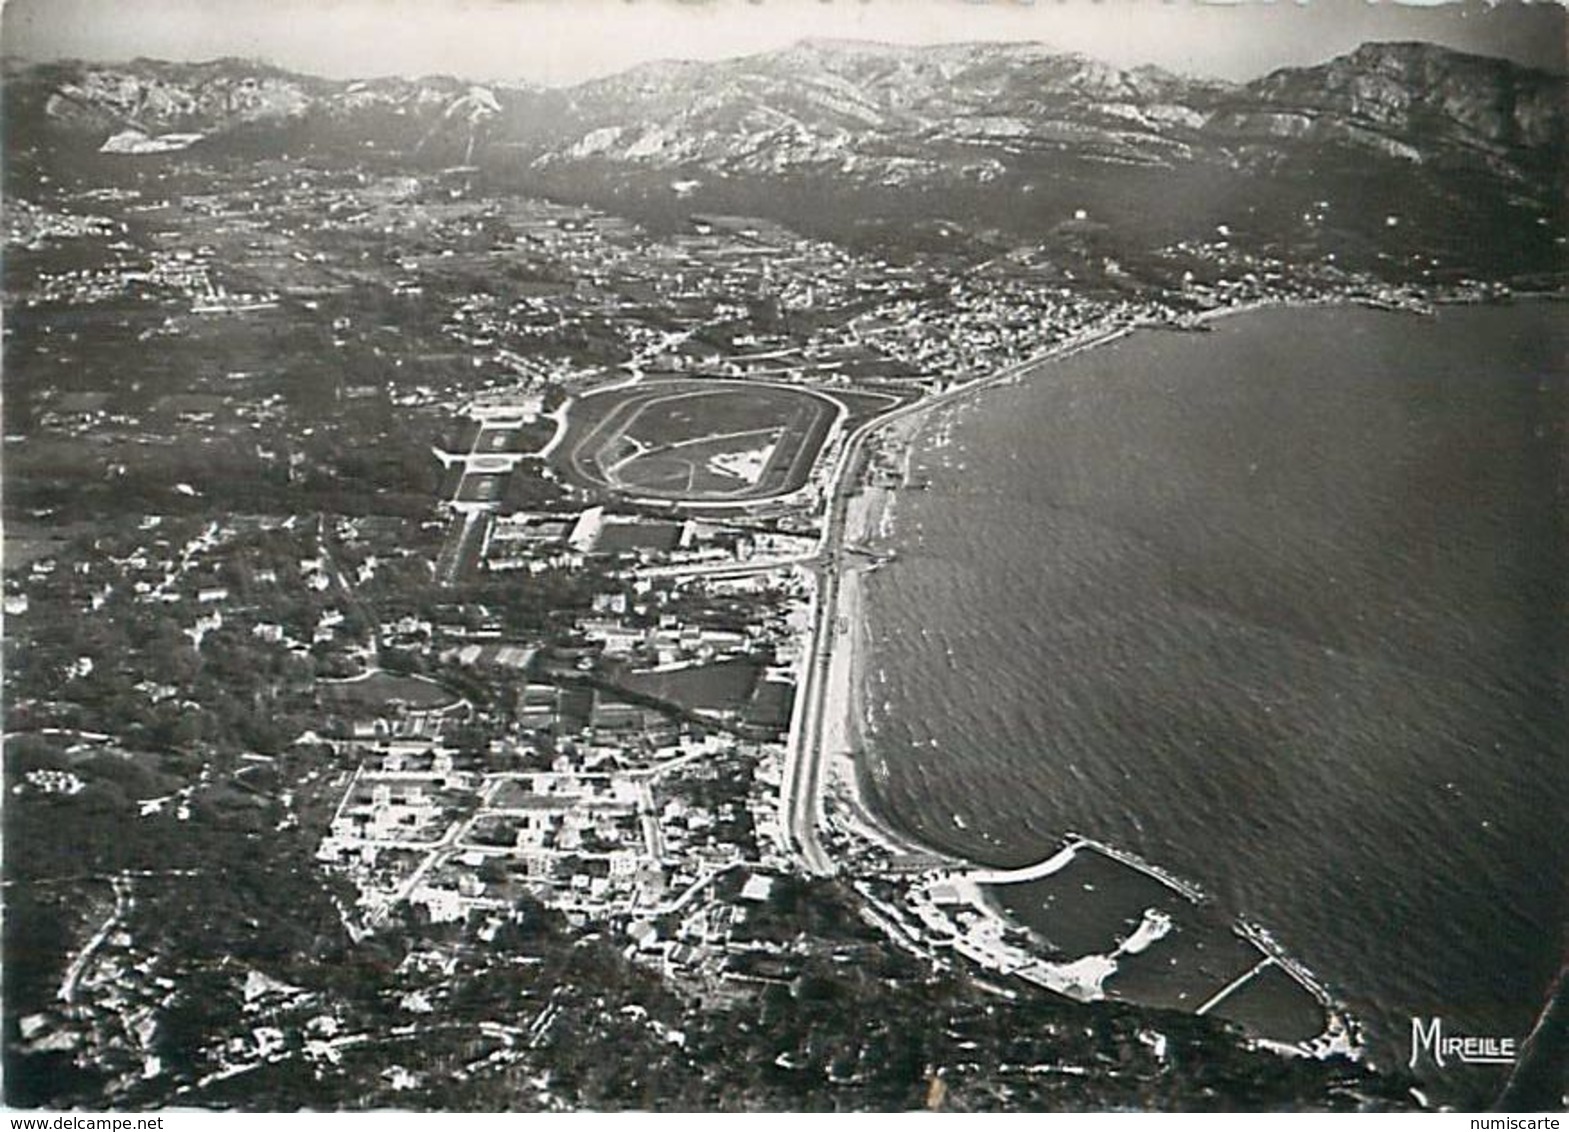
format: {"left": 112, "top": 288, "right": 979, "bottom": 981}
{"left": 781, "top": 324, "right": 1129, "bottom": 878}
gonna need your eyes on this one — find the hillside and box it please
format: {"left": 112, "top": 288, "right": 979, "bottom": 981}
{"left": 3, "top": 39, "right": 1564, "bottom": 276}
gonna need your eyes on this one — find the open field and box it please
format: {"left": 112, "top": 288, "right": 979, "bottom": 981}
{"left": 488, "top": 779, "right": 576, "bottom": 810}
{"left": 319, "top": 671, "right": 460, "bottom": 713}
{"left": 555, "top": 380, "right": 840, "bottom": 503}
{"left": 456, "top": 472, "right": 508, "bottom": 503}
{"left": 3, "top": 533, "right": 75, "bottom": 572}
{"left": 476, "top": 426, "right": 523, "bottom": 453}
{"left": 618, "top": 657, "right": 762, "bottom": 713}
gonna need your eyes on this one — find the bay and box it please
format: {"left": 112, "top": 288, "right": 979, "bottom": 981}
{"left": 860, "top": 302, "right": 1568, "bottom": 1102}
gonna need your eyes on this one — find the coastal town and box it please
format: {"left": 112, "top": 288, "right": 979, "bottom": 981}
{"left": 7, "top": 165, "right": 1452, "bottom": 1099}
{"left": 6, "top": 33, "right": 1560, "bottom": 1111}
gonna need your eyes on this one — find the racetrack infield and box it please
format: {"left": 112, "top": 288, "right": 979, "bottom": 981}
{"left": 554, "top": 380, "right": 841, "bottom": 504}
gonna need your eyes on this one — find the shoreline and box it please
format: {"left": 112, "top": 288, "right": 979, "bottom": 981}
{"left": 781, "top": 316, "right": 1134, "bottom": 877}
{"left": 814, "top": 317, "right": 1140, "bottom": 867}
{"left": 805, "top": 300, "right": 1382, "bottom": 1057}
{"left": 819, "top": 295, "right": 1437, "bottom": 867}
{"left": 812, "top": 320, "right": 1137, "bottom": 866}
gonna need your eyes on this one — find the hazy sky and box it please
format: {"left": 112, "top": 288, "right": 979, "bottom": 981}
{"left": 3, "top": 0, "right": 1564, "bottom": 85}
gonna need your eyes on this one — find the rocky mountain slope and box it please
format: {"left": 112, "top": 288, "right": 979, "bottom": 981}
{"left": 10, "top": 40, "right": 1558, "bottom": 172}
{"left": 4, "top": 40, "right": 1563, "bottom": 274}
{"left": 502, "top": 39, "right": 1233, "bottom": 179}
{"left": 1212, "top": 42, "right": 1562, "bottom": 175}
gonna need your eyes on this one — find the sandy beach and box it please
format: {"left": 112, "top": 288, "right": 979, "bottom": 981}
{"left": 812, "top": 325, "right": 1133, "bottom": 863}
{"left": 818, "top": 481, "right": 936, "bottom": 859}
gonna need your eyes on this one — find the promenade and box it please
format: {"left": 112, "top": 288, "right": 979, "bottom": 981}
{"left": 781, "top": 323, "right": 1132, "bottom": 876}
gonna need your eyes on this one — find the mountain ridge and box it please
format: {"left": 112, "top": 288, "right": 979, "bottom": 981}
{"left": 7, "top": 37, "right": 1561, "bottom": 144}
{"left": 4, "top": 38, "right": 1562, "bottom": 279}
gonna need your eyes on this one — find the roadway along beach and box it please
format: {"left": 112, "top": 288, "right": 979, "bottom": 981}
{"left": 784, "top": 322, "right": 1133, "bottom": 874}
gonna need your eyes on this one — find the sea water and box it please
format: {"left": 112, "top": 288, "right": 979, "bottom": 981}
{"left": 861, "top": 302, "right": 1568, "bottom": 1102}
